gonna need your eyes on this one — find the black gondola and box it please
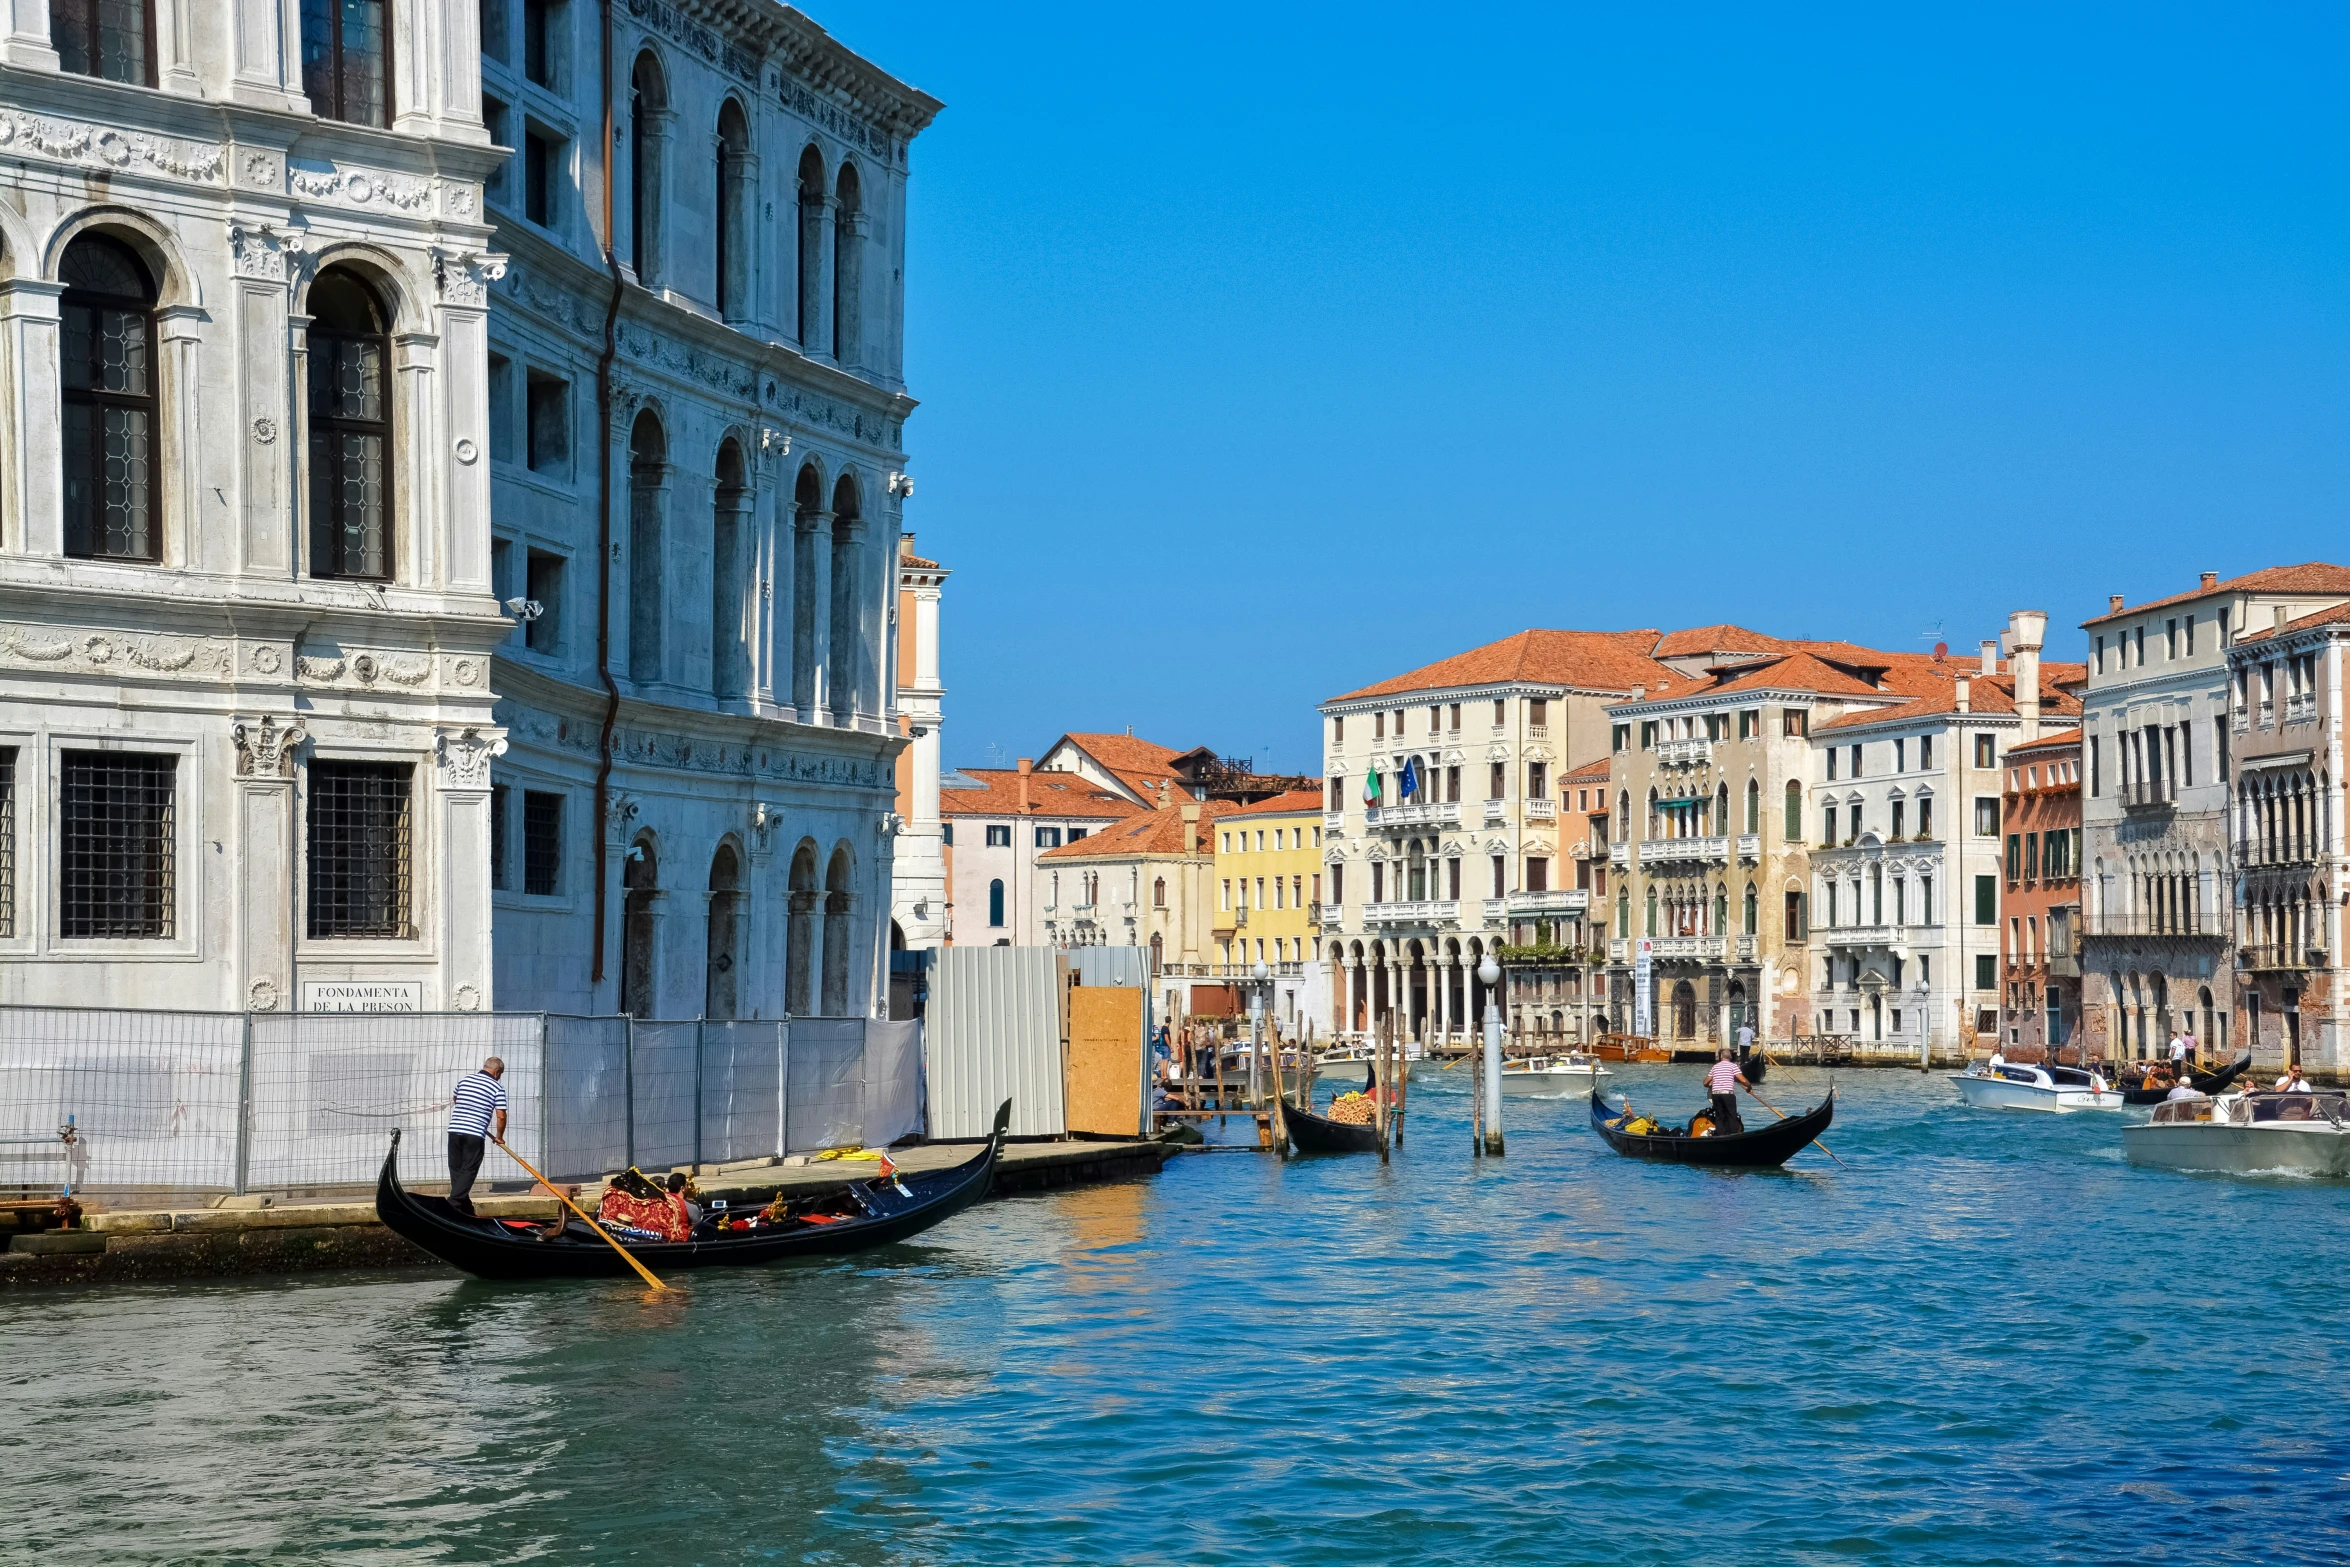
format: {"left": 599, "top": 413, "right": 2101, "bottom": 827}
{"left": 1739, "top": 1047, "right": 1769, "bottom": 1087}
{"left": 2119, "top": 1053, "right": 2252, "bottom": 1106}
{"left": 1281, "top": 1063, "right": 1383, "bottom": 1155}
{"left": 1588, "top": 1086, "right": 1833, "bottom": 1168}
{"left": 376, "top": 1101, "right": 1009, "bottom": 1281}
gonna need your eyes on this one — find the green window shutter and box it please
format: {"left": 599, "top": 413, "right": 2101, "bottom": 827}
{"left": 1974, "top": 874, "right": 1996, "bottom": 926}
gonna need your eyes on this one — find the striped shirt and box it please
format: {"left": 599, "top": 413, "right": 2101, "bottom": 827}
{"left": 449, "top": 1071, "right": 508, "bottom": 1138}
{"left": 1705, "top": 1058, "right": 1742, "bottom": 1094}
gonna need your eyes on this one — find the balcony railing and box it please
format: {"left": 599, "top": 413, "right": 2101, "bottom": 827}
{"left": 1363, "top": 899, "right": 1459, "bottom": 927}
{"left": 1161, "top": 961, "right": 1306, "bottom": 978}
{"left": 1820, "top": 924, "right": 1898, "bottom": 947}
{"left": 1525, "top": 799, "right": 1556, "bottom": 822}
{"left": 1526, "top": 723, "right": 1550, "bottom": 741}
{"left": 1324, "top": 811, "right": 1344, "bottom": 835}
{"left": 1736, "top": 833, "right": 1761, "bottom": 860}
{"left": 1484, "top": 800, "right": 1507, "bottom": 825}
{"left": 1638, "top": 836, "right": 1729, "bottom": 865}
{"left": 1657, "top": 738, "right": 1714, "bottom": 767}
{"left": 1482, "top": 897, "right": 1508, "bottom": 922}
{"left": 1736, "top": 934, "right": 1757, "bottom": 961}
{"left": 2080, "top": 913, "right": 2221, "bottom": 939}
{"left": 1609, "top": 841, "right": 1629, "bottom": 867}
{"left": 1504, "top": 888, "right": 1591, "bottom": 917}
{"left": 2287, "top": 692, "right": 2318, "bottom": 725}
{"left": 2239, "top": 944, "right": 2326, "bottom": 972}
{"left": 2122, "top": 777, "right": 2175, "bottom": 810}
{"left": 1609, "top": 938, "right": 1628, "bottom": 962}
{"left": 2232, "top": 708, "right": 2250, "bottom": 735}
{"left": 1367, "top": 800, "right": 1460, "bottom": 830}
{"left": 2258, "top": 700, "right": 2274, "bottom": 727}
{"left": 1648, "top": 935, "right": 1727, "bottom": 960}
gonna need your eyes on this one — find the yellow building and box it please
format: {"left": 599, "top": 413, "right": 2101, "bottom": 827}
{"left": 1211, "top": 789, "right": 1327, "bottom": 1033}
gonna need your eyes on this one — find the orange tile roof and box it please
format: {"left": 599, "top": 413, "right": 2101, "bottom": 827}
{"left": 1562, "top": 756, "right": 1614, "bottom": 783}
{"left": 1221, "top": 788, "right": 1327, "bottom": 818}
{"left": 1812, "top": 673, "right": 2084, "bottom": 731}
{"left": 2238, "top": 598, "right": 2350, "bottom": 642}
{"left": 1650, "top": 624, "right": 1790, "bottom": 658}
{"left": 1038, "top": 801, "right": 1234, "bottom": 860}
{"left": 1328, "top": 629, "right": 1674, "bottom": 703}
{"left": 940, "top": 769, "right": 1142, "bottom": 820}
{"left": 2006, "top": 727, "right": 2083, "bottom": 754}
{"left": 1699, "top": 651, "right": 1890, "bottom": 700}
{"left": 2082, "top": 562, "right": 2350, "bottom": 628}
{"left": 1054, "top": 732, "right": 1187, "bottom": 775}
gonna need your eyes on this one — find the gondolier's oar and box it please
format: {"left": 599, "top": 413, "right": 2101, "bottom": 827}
{"left": 494, "top": 1136, "right": 670, "bottom": 1291}
{"left": 1741, "top": 1089, "right": 1846, "bottom": 1169}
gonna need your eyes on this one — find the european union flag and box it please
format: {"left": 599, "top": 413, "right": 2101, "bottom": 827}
{"left": 1400, "top": 757, "right": 1421, "bottom": 800}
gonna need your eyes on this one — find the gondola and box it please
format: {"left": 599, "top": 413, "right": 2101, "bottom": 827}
{"left": 1588, "top": 1086, "right": 1833, "bottom": 1169}
{"left": 1281, "top": 1063, "right": 1383, "bottom": 1155}
{"left": 1739, "top": 1046, "right": 1769, "bottom": 1087}
{"left": 2118, "top": 1053, "right": 2253, "bottom": 1106}
{"left": 376, "top": 1101, "right": 1010, "bottom": 1281}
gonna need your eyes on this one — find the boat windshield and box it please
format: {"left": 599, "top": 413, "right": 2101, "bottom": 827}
{"left": 2246, "top": 1092, "right": 2350, "bottom": 1124}
{"left": 2046, "top": 1066, "right": 2097, "bottom": 1086}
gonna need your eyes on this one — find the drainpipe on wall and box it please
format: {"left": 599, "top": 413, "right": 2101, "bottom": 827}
{"left": 591, "top": 0, "right": 625, "bottom": 988}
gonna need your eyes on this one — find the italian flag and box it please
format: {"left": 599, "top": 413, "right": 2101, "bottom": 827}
{"left": 1363, "top": 768, "right": 1382, "bottom": 806}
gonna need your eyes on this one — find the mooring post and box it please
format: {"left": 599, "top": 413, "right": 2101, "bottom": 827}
{"left": 1480, "top": 954, "right": 1505, "bottom": 1156}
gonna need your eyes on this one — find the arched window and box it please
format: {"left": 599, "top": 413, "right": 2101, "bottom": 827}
{"left": 60, "top": 235, "right": 159, "bottom": 562}
{"left": 1149, "top": 931, "right": 1163, "bottom": 976}
{"left": 56, "top": 0, "right": 153, "bottom": 85}
{"left": 1743, "top": 883, "right": 1758, "bottom": 935}
{"left": 1745, "top": 777, "right": 1760, "bottom": 834}
{"left": 988, "top": 878, "right": 1006, "bottom": 927}
{"left": 833, "top": 160, "right": 862, "bottom": 365}
{"left": 715, "top": 100, "right": 751, "bottom": 319}
{"left": 706, "top": 844, "right": 742, "bottom": 1019}
{"left": 629, "top": 53, "right": 667, "bottom": 285}
{"left": 307, "top": 268, "right": 393, "bottom": 580}
{"left": 711, "top": 439, "right": 748, "bottom": 699}
{"left": 1714, "top": 885, "right": 1728, "bottom": 936}
{"left": 1615, "top": 889, "right": 1628, "bottom": 938}
{"left": 828, "top": 472, "right": 860, "bottom": 721}
{"left": 300, "top": 0, "right": 390, "bottom": 127}
{"left": 1784, "top": 780, "right": 1802, "bottom": 839}
{"left": 796, "top": 146, "right": 827, "bottom": 349}
{"left": 1617, "top": 790, "right": 1629, "bottom": 841}
{"left": 1645, "top": 885, "right": 1658, "bottom": 937}
{"left": 627, "top": 410, "right": 667, "bottom": 682}
{"left": 1152, "top": 876, "right": 1166, "bottom": 908}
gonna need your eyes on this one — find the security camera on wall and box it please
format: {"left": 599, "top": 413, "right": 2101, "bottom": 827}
{"left": 505, "top": 597, "right": 544, "bottom": 622}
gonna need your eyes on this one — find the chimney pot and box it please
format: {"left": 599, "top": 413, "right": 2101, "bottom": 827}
{"left": 1955, "top": 677, "right": 1970, "bottom": 714}
{"left": 2200, "top": 571, "right": 2218, "bottom": 591}
{"left": 2109, "top": 594, "right": 2125, "bottom": 615}
{"left": 1979, "top": 639, "right": 1998, "bottom": 676}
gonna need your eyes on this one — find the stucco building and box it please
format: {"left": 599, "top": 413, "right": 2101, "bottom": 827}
{"left": 1999, "top": 727, "right": 2083, "bottom": 1055}
{"left": 2226, "top": 599, "right": 2350, "bottom": 1077}
{"left": 1210, "top": 788, "right": 1326, "bottom": 1031}
{"left": 2079, "top": 565, "right": 2350, "bottom": 1063}
{"left": 1038, "top": 800, "right": 1228, "bottom": 1027}
{"left": 940, "top": 761, "right": 1139, "bottom": 947}
{"left": 891, "top": 533, "right": 946, "bottom": 949}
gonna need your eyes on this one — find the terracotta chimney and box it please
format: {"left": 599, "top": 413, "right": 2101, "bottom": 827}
{"left": 2200, "top": 571, "right": 2218, "bottom": 592}
{"left": 2007, "top": 610, "right": 2047, "bottom": 741}
{"left": 2109, "top": 594, "right": 2125, "bottom": 615}
{"left": 1954, "top": 677, "right": 1971, "bottom": 714}
{"left": 1979, "top": 639, "right": 1998, "bottom": 677}
{"left": 1017, "top": 757, "right": 1032, "bottom": 818}
{"left": 1181, "top": 802, "right": 1201, "bottom": 856}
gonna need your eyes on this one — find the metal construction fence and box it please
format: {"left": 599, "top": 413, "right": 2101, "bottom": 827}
{"left": 0, "top": 1008, "right": 921, "bottom": 1197}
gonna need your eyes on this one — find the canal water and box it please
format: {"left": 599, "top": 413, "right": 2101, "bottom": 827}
{"left": 5, "top": 1066, "right": 2345, "bottom": 1565}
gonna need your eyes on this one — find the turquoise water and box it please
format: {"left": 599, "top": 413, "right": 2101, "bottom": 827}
{"left": 4, "top": 1066, "right": 2345, "bottom": 1565}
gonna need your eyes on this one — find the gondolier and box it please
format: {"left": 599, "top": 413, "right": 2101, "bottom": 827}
{"left": 1705, "top": 1048, "right": 1748, "bottom": 1134}
{"left": 447, "top": 1058, "right": 509, "bottom": 1216}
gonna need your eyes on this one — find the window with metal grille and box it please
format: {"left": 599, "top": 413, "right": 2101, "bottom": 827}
{"left": 55, "top": 0, "right": 153, "bottom": 85}
{"left": 523, "top": 790, "right": 563, "bottom": 895}
{"left": 299, "top": 0, "right": 390, "bottom": 126}
{"left": 489, "top": 782, "right": 510, "bottom": 890}
{"left": 0, "top": 747, "right": 14, "bottom": 937}
{"left": 59, "top": 751, "right": 175, "bottom": 938}
{"left": 60, "top": 236, "right": 159, "bottom": 561}
{"left": 307, "top": 270, "right": 392, "bottom": 580}
{"left": 307, "top": 761, "right": 414, "bottom": 938}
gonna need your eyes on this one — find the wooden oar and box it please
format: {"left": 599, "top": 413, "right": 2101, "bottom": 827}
{"left": 1741, "top": 1088, "right": 1846, "bottom": 1168}
{"left": 495, "top": 1136, "right": 670, "bottom": 1291}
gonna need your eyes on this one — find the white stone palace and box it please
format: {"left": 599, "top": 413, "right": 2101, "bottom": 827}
{"left": 0, "top": 0, "right": 937, "bottom": 1021}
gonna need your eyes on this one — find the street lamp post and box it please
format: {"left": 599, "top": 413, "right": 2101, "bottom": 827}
{"left": 1248, "top": 959, "right": 1269, "bottom": 1104}
{"left": 1479, "top": 954, "right": 1505, "bottom": 1156}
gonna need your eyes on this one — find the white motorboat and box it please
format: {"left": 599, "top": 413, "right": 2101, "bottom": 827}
{"left": 1499, "top": 1053, "right": 1613, "bottom": 1088}
{"left": 1949, "top": 1059, "right": 2124, "bottom": 1112}
{"left": 1313, "top": 1040, "right": 1422, "bottom": 1080}
{"left": 2125, "top": 1090, "right": 2350, "bottom": 1177}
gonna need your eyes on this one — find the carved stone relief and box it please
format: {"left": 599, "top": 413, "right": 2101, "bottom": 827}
{"left": 232, "top": 714, "right": 307, "bottom": 778}
{"left": 434, "top": 726, "right": 506, "bottom": 789}
{"left": 0, "top": 110, "right": 224, "bottom": 182}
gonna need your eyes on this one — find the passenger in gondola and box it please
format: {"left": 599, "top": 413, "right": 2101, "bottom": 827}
{"left": 1705, "top": 1048, "right": 1748, "bottom": 1134}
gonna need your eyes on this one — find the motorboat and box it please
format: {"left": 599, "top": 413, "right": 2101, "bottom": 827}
{"left": 2125, "top": 1090, "right": 2350, "bottom": 1177}
{"left": 1499, "top": 1053, "right": 1613, "bottom": 1088}
{"left": 1949, "top": 1058, "right": 2123, "bottom": 1112}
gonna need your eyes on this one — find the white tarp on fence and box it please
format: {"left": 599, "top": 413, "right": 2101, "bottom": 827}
{"left": 0, "top": 1009, "right": 924, "bottom": 1193}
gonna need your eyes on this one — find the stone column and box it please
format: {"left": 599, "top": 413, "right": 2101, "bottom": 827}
{"left": 1434, "top": 957, "right": 1451, "bottom": 1041}
{"left": 231, "top": 0, "right": 305, "bottom": 111}
{"left": 634, "top": 110, "right": 675, "bottom": 289}
{"left": 0, "top": 280, "right": 62, "bottom": 556}
{"left": 797, "top": 192, "right": 833, "bottom": 357}
{"left": 834, "top": 209, "right": 867, "bottom": 370}
{"left": 156, "top": 306, "right": 207, "bottom": 571}
{"left": 0, "top": 0, "right": 56, "bottom": 68}
{"left": 722, "top": 152, "right": 760, "bottom": 324}
{"left": 828, "top": 515, "right": 860, "bottom": 725}
{"left": 712, "top": 479, "right": 756, "bottom": 702}
{"left": 794, "top": 507, "right": 831, "bottom": 722}
{"left": 233, "top": 716, "right": 305, "bottom": 1015}
{"left": 433, "top": 727, "right": 505, "bottom": 1011}
{"left": 434, "top": 253, "right": 501, "bottom": 596}
{"left": 392, "top": 330, "right": 442, "bottom": 589}
{"left": 628, "top": 458, "right": 674, "bottom": 687}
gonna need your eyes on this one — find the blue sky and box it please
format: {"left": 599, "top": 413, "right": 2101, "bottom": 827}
{"left": 817, "top": 2, "right": 2347, "bottom": 777}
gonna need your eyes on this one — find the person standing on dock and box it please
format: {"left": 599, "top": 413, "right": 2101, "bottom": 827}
{"left": 447, "top": 1058, "right": 509, "bottom": 1216}
{"left": 1705, "top": 1048, "right": 1749, "bottom": 1134}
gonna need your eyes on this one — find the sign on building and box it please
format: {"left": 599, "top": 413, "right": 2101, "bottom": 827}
{"left": 301, "top": 981, "right": 425, "bottom": 1013}
{"left": 1633, "top": 939, "right": 1654, "bottom": 1037}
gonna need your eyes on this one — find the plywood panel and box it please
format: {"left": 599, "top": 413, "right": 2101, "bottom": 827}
{"left": 1066, "top": 986, "right": 1145, "bottom": 1138}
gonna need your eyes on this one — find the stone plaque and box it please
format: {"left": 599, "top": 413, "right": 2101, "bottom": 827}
{"left": 301, "top": 980, "right": 424, "bottom": 1013}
